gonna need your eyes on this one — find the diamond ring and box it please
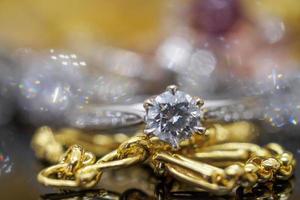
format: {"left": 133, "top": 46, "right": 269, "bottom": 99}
{"left": 91, "top": 85, "right": 256, "bottom": 147}
{"left": 72, "top": 85, "right": 257, "bottom": 131}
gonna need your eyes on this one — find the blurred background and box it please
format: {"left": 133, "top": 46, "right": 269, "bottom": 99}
{"left": 0, "top": 0, "right": 300, "bottom": 199}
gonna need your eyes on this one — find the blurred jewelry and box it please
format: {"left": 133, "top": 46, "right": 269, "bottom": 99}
{"left": 14, "top": 48, "right": 171, "bottom": 126}
{"left": 31, "top": 126, "right": 136, "bottom": 163}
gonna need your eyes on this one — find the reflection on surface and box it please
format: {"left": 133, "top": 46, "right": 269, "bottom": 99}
{"left": 0, "top": 128, "right": 15, "bottom": 176}
{"left": 236, "top": 180, "right": 294, "bottom": 200}
{"left": 41, "top": 189, "right": 151, "bottom": 200}
{"left": 40, "top": 179, "right": 294, "bottom": 200}
{"left": 0, "top": 152, "right": 13, "bottom": 176}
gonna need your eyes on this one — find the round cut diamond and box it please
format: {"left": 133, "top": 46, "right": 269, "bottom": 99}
{"left": 144, "top": 89, "right": 203, "bottom": 146}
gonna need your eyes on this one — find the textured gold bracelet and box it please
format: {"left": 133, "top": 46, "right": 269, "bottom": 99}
{"left": 37, "top": 134, "right": 295, "bottom": 195}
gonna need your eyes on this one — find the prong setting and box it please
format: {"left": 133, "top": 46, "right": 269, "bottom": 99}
{"left": 195, "top": 97, "right": 204, "bottom": 107}
{"left": 166, "top": 85, "right": 178, "bottom": 95}
{"left": 194, "top": 126, "right": 206, "bottom": 135}
{"left": 143, "top": 98, "right": 154, "bottom": 110}
{"left": 144, "top": 127, "right": 156, "bottom": 135}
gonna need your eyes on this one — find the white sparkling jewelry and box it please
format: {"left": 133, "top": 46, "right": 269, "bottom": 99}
{"left": 144, "top": 85, "right": 205, "bottom": 147}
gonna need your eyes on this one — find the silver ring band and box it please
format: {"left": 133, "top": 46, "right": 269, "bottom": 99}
{"left": 67, "top": 98, "right": 257, "bottom": 130}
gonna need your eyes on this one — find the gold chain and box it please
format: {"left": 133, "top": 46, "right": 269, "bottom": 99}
{"left": 32, "top": 121, "right": 258, "bottom": 163}
{"left": 37, "top": 134, "right": 295, "bottom": 195}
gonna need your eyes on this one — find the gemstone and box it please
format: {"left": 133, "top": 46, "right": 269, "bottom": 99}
{"left": 144, "top": 89, "right": 203, "bottom": 147}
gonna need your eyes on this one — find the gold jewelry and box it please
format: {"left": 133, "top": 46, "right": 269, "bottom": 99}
{"left": 31, "top": 126, "right": 136, "bottom": 163}
{"left": 32, "top": 121, "right": 258, "bottom": 163}
{"left": 37, "top": 135, "right": 295, "bottom": 195}
{"left": 36, "top": 86, "right": 295, "bottom": 195}
{"left": 32, "top": 85, "right": 258, "bottom": 164}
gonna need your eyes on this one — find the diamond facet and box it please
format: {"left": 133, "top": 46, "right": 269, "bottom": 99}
{"left": 144, "top": 87, "right": 204, "bottom": 147}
